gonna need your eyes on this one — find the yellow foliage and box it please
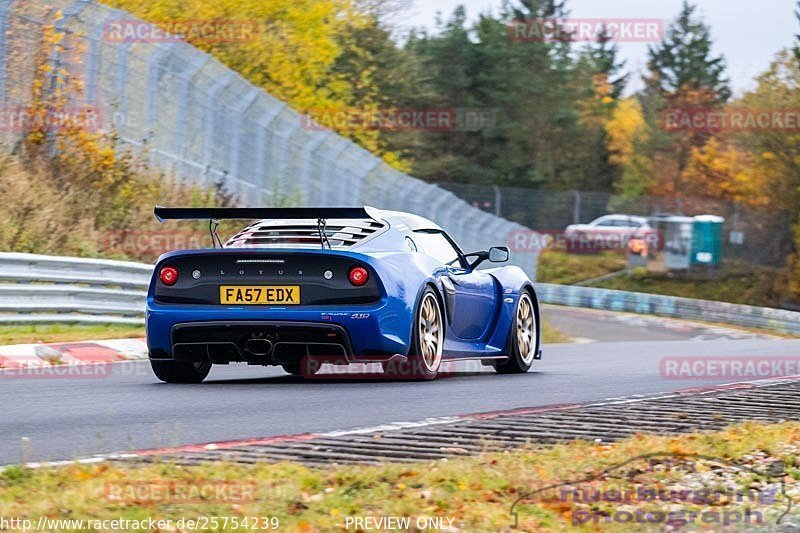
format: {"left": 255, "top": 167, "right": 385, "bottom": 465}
{"left": 106, "top": 0, "right": 352, "bottom": 108}
{"left": 105, "top": 0, "right": 401, "bottom": 164}
{"left": 682, "top": 137, "right": 769, "bottom": 206}
{"left": 605, "top": 98, "right": 647, "bottom": 168}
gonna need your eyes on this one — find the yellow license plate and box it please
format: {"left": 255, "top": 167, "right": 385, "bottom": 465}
{"left": 219, "top": 286, "right": 300, "bottom": 305}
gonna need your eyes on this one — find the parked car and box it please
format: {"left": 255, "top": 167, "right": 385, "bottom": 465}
{"left": 563, "top": 214, "right": 662, "bottom": 254}
{"left": 146, "top": 206, "right": 541, "bottom": 383}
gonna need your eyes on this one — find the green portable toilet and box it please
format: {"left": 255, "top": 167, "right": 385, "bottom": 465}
{"left": 691, "top": 215, "right": 724, "bottom": 267}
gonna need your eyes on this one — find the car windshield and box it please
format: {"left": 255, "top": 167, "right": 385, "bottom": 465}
{"left": 413, "top": 230, "right": 461, "bottom": 266}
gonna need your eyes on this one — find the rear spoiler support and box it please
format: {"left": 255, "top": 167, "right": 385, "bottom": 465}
{"left": 154, "top": 206, "right": 378, "bottom": 249}
{"left": 209, "top": 219, "right": 223, "bottom": 248}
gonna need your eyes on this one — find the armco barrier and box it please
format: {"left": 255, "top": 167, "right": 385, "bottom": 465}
{"left": 0, "top": 253, "right": 150, "bottom": 324}
{"left": 2, "top": 252, "right": 799, "bottom": 335}
{"left": 536, "top": 283, "right": 800, "bottom": 336}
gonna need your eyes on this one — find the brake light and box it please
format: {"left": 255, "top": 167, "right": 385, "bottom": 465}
{"left": 348, "top": 266, "right": 369, "bottom": 286}
{"left": 159, "top": 266, "right": 179, "bottom": 286}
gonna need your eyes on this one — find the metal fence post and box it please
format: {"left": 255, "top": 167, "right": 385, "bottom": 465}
{"left": 261, "top": 119, "right": 303, "bottom": 204}
{"left": 85, "top": 12, "right": 118, "bottom": 106}
{"left": 320, "top": 142, "right": 349, "bottom": 206}
{"left": 356, "top": 159, "right": 381, "bottom": 206}
{"left": 114, "top": 41, "right": 132, "bottom": 138}
{"left": 201, "top": 71, "right": 234, "bottom": 179}
{"left": 228, "top": 86, "right": 262, "bottom": 201}
{"left": 300, "top": 131, "right": 330, "bottom": 205}
{"left": 172, "top": 54, "right": 208, "bottom": 165}
{"left": 145, "top": 43, "right": 172, "bottom": 133}
{"left": 0, "top": 0, "right": 11, "bottom": 107}
{"left": 253, "top": 102, "right": 287, "bottom": 200}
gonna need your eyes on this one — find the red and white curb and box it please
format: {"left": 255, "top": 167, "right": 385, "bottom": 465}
{"left": 0, "top": 338, "right": 147, "bottom": 369}
{"left": 10, "top": 374, "right": 800, "bottom": 471}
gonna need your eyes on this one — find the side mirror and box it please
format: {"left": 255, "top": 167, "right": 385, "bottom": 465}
{"left": 488, "top": 246, "right": 509, "bottom": 263}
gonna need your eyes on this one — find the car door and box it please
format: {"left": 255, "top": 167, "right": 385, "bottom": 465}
{"left": 616, "top": 217, "right": 642, "bottom": 248}
{"left": 412, "top": 230, "right": 498, "bottom": 341}
{"left": 594, "top": 216, "right": 629, "bottom": 250}
{"left": 608, "top": 217, "right": 636, "bottom": 249}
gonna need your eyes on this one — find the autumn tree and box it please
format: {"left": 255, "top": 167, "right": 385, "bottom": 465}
{"left": 631, "top": 1, "right": 730, "bottom": 196}
{"left": 571, "top": 29, "right": 629, "bottom": 191}
{"left": 645, "top": 1, "right": 730, "bottom": 105}
{"left": 681, "top": 138, "right": 766, "bottom": 205}
{"left": 605, "top": 98, "right": 652, "bottom": 204}
{"left": 579, "top": 27, "right": 628, "bottom": 100}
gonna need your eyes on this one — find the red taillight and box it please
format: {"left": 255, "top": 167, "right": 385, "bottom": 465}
{"left": 159, "top": 266, "right": 179, "bottom": 286}
{"left": 348, "top": 266, "right": 369, "bottom": 286}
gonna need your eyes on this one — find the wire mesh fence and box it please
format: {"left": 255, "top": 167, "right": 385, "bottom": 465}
{"left": 440, "top": 183, "right": 792, "bottom": 268}
{"left": 0, "top": 0, "right": 539, "bottom": 277}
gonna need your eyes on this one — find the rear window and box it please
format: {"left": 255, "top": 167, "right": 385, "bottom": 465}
{"left": 225, "top": 219, "right": 386, "bottom": 249}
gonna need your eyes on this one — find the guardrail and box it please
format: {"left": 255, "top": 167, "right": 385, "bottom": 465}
{"left": 1, "top": 253, "right": 799, "bottom": 336}
{"left": 536, "top": 283, "right": 800, "bottom": 336}
{"left": 0, "top": 253, "right": 150, "bottom": 325}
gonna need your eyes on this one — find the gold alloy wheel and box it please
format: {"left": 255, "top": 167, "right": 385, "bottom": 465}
{"left": 418, "top": 292, "right": 443, "bottom": 371}
{"left": 516, "top": 292, "right": 536, "bottom": 364}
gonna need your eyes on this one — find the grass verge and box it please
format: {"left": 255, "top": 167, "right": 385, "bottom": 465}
{"left": 0, "top": 324, "right": 143, "bottom": 345}
{"left": 536, "top": 250, "right": 627, "bottom": 285}
{"left": 537, "top": 250, "right": 782, "bottom": 308}
{"left": 540, "top": 318, "right": 572, "bottom": 344}
{"left": 594, "top": 264, "right": 781, "bottom": 308}
{"left": 1, "top": 421, "right": 797, "bottom": 531}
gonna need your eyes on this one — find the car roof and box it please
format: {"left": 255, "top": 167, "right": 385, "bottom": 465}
{"left": 376, "top": 209, "right": 443, "bottom": 232}
{"left": 599, "top": 214, "right": 648, "bottom": 223}
{"left": 604, "top": 214, "right": 647, "bottom": 220}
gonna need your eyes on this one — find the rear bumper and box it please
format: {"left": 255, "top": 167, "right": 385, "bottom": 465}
{"left": 167, "top": 321, "right": 355, "bottom": 364}
{"left": 146, "top": 298, "right": 411, "bottom": 364}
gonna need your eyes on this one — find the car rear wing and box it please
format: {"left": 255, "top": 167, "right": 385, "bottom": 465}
{"left": 154, "top": 206, "right": 378, "bottom": 223}
{"left": 153, "top": 206, "right": 380, "bottom": 249}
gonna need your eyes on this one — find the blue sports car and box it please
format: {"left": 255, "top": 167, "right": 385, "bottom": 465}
{"left": 146, "top": 206, "right": 541, "bottom": 382}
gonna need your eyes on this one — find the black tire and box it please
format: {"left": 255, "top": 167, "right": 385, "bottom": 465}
{"left": 495, "top": 290, "right": 539, "bottom": 374}
{"left": 385, "top": 287, "right": 444, "bottom": 380}
{"left": 283, "top": 357, "right": 321, "bottom": 377}
{"left": 150, "top": 359, "right": 211, "bottom": 383}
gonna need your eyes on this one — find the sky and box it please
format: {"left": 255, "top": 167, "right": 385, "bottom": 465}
{"left": 402, "top": 0, "right": 796, "bottom": 96}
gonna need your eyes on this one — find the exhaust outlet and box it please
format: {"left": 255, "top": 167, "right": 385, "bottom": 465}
{"left": 244, "top": 338, "right": 273, "bottom": 356}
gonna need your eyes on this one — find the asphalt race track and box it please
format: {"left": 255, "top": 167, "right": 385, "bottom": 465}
{"left": 2, "top": 305, "right": 798, "bottom": 465}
